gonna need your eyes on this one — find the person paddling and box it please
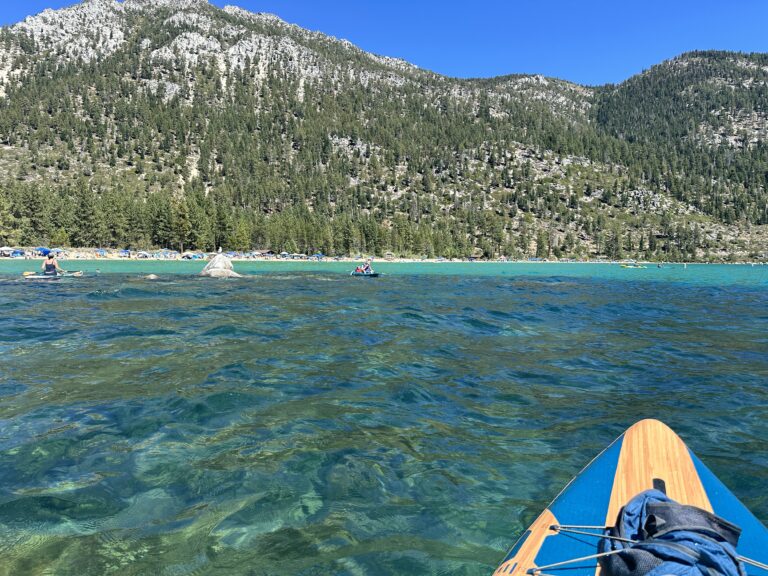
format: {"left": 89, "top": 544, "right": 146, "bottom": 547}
{"left": 41, "top": 253, "right": 65, "bottom": 276}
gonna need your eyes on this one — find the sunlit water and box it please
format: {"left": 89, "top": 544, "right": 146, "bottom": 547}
{"left": 1, "top": 262, "right": 767, "bottom": 575}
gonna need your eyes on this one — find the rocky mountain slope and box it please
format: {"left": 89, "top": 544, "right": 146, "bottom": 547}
{"left": 0, "top": 0, "right": 766, "bottom": 260}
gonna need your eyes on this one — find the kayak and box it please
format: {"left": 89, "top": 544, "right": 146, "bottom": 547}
{"left": 493, "top": 419, "right": 768, "bottom": 576}
{"left": 621, "top": 264, "right": 647, "bottom": 269}
{"left": 350, "top": 272, "right": 380, "bottom": 277}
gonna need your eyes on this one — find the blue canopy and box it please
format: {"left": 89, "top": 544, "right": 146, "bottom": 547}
{"left": 36, "top": 247, "right": 51, "bottom": 255}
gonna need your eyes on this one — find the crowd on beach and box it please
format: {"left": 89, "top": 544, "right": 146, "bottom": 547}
{"left": 1, "top": 246, "right": 765, "bottom": 265}
{"left": 0, "top": 246, "right": 478, "bottom": 262}
{"left": 0, "top": 247, "right": 311, "bottom": 261}
{"left": 0, "top": 247, "right": 586, "bottom": 263}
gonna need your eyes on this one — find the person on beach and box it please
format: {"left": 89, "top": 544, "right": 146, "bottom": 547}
{"left": 41, "top": 253, "right": 65, "bottom": 276}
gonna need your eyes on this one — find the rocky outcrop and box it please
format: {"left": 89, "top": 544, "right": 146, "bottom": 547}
{"left": 200, "top": 254, "right": 242, "bottom": 278}
{"left": 14, "top": 0, "right": 127, "bottom": 63}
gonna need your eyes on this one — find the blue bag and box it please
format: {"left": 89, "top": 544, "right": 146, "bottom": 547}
{"left": 598, "top": 489, "right": 746, "bottom": 576}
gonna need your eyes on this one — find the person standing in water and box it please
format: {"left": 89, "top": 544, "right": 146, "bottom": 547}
{"left": 41, "top": 253, "right": 65, "bottom": 276}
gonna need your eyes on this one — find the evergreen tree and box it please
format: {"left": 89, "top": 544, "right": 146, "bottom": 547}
{"left": 0, "top": 191, "right": 19, "bottom": 245}
{"left": 172, "top": 197, "right": 192, "bottom": 252}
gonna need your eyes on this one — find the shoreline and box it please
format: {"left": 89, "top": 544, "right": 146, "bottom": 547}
{"left": 1, "top": 246, "right": 765, "bottom": 266}
{"left": 1, "top": 254, "right": 766, "bottom": 266}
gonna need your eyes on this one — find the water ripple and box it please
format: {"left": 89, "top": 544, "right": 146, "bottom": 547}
{"left": 0, "top": 273, "right": 767, "bottom": 575}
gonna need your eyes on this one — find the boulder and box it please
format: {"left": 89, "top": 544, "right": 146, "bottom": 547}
{"left": 200, "top": 253, "right": 242, "bottom": 278}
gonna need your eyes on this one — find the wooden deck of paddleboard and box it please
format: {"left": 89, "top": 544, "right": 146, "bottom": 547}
{"left": 606, "top": 419, "right": 711, "bottom": 520}
{"left": 493, "top": 419, "right": 711, "bottom": 576}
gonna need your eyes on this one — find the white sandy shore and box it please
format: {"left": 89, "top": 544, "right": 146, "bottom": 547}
{"left": 1, "top": 247, "right": 762, "bottom": 265}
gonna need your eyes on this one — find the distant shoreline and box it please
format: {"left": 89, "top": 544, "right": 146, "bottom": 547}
{"left": 1, "top": 245, "right": 765, "bottom": 266}
{"left": 1, "top": 254, "right": 765, "bottom": 266}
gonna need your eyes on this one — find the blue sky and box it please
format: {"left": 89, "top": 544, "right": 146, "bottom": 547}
{"left": 2, "top": 0, "right": 767, "bottom": 85}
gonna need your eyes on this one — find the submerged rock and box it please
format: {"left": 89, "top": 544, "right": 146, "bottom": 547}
{"left": 200, "top": 254, "right": 242, "bottom": 278}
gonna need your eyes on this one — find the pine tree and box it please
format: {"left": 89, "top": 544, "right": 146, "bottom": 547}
{"left": 0, "top": 191, "right": 19, "bottom": 245}
{"left": 172, "top": 197, "right": 192, "bottom": 252}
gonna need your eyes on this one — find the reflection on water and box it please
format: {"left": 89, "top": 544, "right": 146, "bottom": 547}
{"left": 1, "top": 272, "right": 767, "bottom": 575}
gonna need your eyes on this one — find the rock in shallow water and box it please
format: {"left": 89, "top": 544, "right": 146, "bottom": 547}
{"left": 200, "top": 254, "right": 242, "bottom": 278}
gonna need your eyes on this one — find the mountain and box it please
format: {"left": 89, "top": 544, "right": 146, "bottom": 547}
{"left": 0, "top": 0, "right": 766, "bottom": 261}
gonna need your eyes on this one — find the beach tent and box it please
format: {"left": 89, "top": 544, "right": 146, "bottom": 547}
{"left": 119, "top": 249, "right": 131, "bottom": 257}
{"left": 10, "top": 249, "right": 25, "bottom": 258}
{"left": 137, "top": 251, "right": 150, "bottom": 259}
{"left": 36, "top": 247, "right": 51, "bottom": 256}
{"left": 154, "top": 249, "right": 178, "bottom": 259}
{"left": 51, "top": 248, "right": 64, "bottom": 253}
{"left": 95, "top": 249, "right": 107, "bottom": 257}
{"left": 0, "top": 246, "right": 14, "bottom": 256}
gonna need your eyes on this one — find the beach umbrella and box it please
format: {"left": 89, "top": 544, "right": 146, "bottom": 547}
{"left": 36, "top": 247, "right": 51, "bottom": 255}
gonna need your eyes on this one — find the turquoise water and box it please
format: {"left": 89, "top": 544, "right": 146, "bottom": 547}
{"left": 1, "top": 259, "right": 768, "bottom": 285}
{"left": 1, "top": 262, "right": 767, "bottom": 575}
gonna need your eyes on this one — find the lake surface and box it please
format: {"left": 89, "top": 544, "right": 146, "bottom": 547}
{"left": 1, "top": 262, "right": 767, "bottom": 575}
